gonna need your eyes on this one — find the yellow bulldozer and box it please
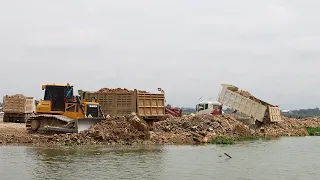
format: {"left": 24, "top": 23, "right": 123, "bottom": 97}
{"left": 26, "top": 83, "right": 106, "bottom": 133}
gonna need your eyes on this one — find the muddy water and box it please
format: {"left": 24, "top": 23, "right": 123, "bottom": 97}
{"left": 1, "top": 137, "right": 320, "bottom": 180}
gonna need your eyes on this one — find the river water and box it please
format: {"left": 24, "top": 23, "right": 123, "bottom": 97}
{"left": 0, "top": 137, "right": 320, "bottom": 180}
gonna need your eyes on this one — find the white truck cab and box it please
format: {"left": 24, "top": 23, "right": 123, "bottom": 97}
{"left": 196, "top": 101, "right": 223, "bottom": 115}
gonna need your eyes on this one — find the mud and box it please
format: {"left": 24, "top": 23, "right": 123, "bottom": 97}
{"left": 1, "top": 114, "right": 320, "bottom": 146}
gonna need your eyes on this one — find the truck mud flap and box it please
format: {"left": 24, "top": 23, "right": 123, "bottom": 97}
{"left": 76, "top": 118, "right": 105, "bottom": 133}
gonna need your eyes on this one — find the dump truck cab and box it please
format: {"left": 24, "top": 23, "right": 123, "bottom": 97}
{"left": 196, "top": 101, "right": 223, "bottom": 115}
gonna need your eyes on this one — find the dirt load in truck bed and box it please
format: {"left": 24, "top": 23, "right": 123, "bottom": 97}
{"left": 227, "top": 86, "right": 267, "bottom": 105}
{"left": 96, "top": 88, "right": 148, "bottom": 93}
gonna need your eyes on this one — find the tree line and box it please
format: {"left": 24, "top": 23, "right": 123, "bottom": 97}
{"left": 281, "top": 108, "right": 320, "bottom": 119}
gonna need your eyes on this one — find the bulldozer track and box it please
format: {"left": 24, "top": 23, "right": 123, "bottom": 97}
{"left": 26, "top": 114, "right": 76, "bottom": 133}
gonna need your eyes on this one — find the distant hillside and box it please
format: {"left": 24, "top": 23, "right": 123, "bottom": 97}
{"left": 178, "top": 106, "right": 320, "bottom": 119}
{"left": 181, "top": 107, "right": 196, "bottom": 115}
{"left": 281, "top": 108, "right": 320, "bottom": 119}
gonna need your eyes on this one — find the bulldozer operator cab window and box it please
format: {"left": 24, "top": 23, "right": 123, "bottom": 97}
{"left": 44, "top": 86, "right": 73, "bottom": 111}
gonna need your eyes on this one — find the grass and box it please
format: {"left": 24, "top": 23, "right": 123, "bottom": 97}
{"left": 305, "top": 127, "right": 320, "bottom": 136}
{"left": 210, "top": 136, "right": 235, "bottom": 144}
{"left": 210, "top": 135, "right": 260, "bottom": 145}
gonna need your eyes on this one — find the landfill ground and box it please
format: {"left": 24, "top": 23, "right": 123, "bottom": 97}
{"left": 1, "top": 113, "right": 320, "bottom": 146}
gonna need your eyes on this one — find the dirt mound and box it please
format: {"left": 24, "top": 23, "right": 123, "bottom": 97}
{"left": 49, "top": 113, "right": 150, "bottom": 145}
{"left": 4, "top": 94, "right": 26, "bottom": 98}
{"left": 254, "top": 116, "right": 320, "bottom": 137}
{"left": 3, "top": 113, "right": 320, "bottom": 146}
{"left": 227, "top": 86, "right": 272, "bottom": 106}
{"left": 97, "top": 88, "right": 132, "bottom": 93}
{"left": 96, "top": 88, "right": 149, "bottom": 94}
{"left": 152, "top": 114, "right": 251, "bottom": 144}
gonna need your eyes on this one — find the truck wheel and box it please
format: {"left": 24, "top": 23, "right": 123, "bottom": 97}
{"left": 19, "top": 114, "right": 29, "bottom": 123}
{"left": 19, "top": 116, "right": 26, "bottom": 123}
{"left": 8, "top": 117, "right": 14, "bottom": 122}
{"left": 3, "top": 114, "right": 9, "bottom": 122}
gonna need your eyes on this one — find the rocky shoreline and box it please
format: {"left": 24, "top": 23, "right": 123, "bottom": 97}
{"left": 1, "top": 113, "right": 320, "bottom": 146}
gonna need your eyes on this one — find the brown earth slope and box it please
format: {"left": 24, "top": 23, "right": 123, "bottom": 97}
{"left": 1, "top": 113, "right": 320, "bottom": 146}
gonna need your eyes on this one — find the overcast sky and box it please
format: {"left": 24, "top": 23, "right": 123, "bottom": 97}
{"left": 0, "top": 0, "right": 320, "bottom": 110}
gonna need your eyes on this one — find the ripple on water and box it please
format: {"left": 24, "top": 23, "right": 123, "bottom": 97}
{"left": 0, "top": 137, "right": 320, "bottom": 180}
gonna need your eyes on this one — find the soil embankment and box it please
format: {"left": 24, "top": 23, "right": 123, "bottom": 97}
{"left": 1, "top": 113, "right": 320, "bottom": 146}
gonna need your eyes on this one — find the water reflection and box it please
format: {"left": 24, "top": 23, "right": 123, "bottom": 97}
{"left": 28, "top": 145, "right": 165, "bottom": 180}
{"left": 1, "top": 137, "right": 320, "bottom": 180}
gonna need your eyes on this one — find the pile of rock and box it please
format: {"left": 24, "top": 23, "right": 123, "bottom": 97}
{"left": 256, "top": 116, "right": 320, "bottom": 137}
{"left": 49, "top": 113, "right": 150, "bottom": 145}
{"left": 152, "top": 114, "right": 251, "bottom": 144}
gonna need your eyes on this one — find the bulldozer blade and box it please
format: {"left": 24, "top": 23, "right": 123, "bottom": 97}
{"left": 76, "top": 117, "right": 105, "bottom": 133}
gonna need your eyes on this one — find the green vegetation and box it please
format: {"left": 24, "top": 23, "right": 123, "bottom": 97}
{"left": 210, "top": 136, "right": 235, "bottom": 144}
{"left": 305, "top": 127, "right": 320, "bottom": 136}
{"left": 210, "top": 136, "right": 260, "bottom": 145}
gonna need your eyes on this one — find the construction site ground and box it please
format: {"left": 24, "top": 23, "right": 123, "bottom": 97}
{"left": 1, "top": 113, "right": 320, "bottom": 146}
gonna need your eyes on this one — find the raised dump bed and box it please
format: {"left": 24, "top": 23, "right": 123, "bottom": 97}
{"left": 2, "top": 94, "right": 35, "bottom": 123}
{"left": 78, "top": 89, "right": 165, "bottom": 121}
{"left": 217, "top": 84, "right": 281, "bottom": 123}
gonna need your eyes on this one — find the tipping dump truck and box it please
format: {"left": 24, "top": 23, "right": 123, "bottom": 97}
{"left": 217, "top": 84, "right": 281, "bottom": 124}
{"left": 2, "top": 94, "right": 35, "bottom": 123}
{"left": 78, "top": 88, "right": 165, "bottom": 123}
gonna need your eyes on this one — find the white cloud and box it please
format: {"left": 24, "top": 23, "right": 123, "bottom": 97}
{"left": 288, "top": 36, "right": 320, "bottom": 51}
{"left": 268, "top": 5, "right": 290, "bottom": 21}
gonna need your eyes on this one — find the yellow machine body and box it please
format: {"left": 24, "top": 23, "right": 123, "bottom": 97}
{"left": 26, "top": 84, "right": 105, "bottom": 133}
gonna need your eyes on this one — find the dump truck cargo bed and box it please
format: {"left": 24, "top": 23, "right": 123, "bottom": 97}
{"left": 3, "top": 94, "right": 35, "bottom": 114}
{"left": 218, "top": 84, "right": 281, "bottom": 123}
{"left": 2, "top": 94, "right": 35, "bottom": 123}
{"left": 78, "top": 89, "right": 165, "bottom": 121}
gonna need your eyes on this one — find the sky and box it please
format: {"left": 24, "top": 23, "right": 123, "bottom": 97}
{"left": 0, "top": 0, "right": 320, "bottom": 110}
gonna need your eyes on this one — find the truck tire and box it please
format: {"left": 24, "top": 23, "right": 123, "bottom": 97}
{"left": 19, "top": 116, "right": 26, "bottom": 123}
{"left": 3, "top": 114, "right": 9, "bottom": 122}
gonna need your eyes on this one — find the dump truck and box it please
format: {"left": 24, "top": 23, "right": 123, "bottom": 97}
{"left": 217, "top": 84, "right": 281, "bottom": 124}
{"left": 2, "top": 94, "right": 35, "bottom": 123}
{"left": 78, "top": 88, "right": 165, "bottom": 123}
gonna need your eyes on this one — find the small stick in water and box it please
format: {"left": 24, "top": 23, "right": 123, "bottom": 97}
{"left": 224, "top": 153, "right": 232, "bottom": 158}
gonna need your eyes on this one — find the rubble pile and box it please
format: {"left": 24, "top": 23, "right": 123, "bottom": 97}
{"left": 49, "top": 113, "right": 150, "bottom": 145}
{"left": 3, "top": 114, "right": 320, "bottom": 146}
{"left": 152, "top": 114, "right": 251, "bottom": 144}
{"left": 256, "top": 116, "right": 320, "bottom": 137}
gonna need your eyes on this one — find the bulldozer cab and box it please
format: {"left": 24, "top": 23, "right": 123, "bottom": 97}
{"left": 42, "top": 84, "right": 73, "bottom": 111}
